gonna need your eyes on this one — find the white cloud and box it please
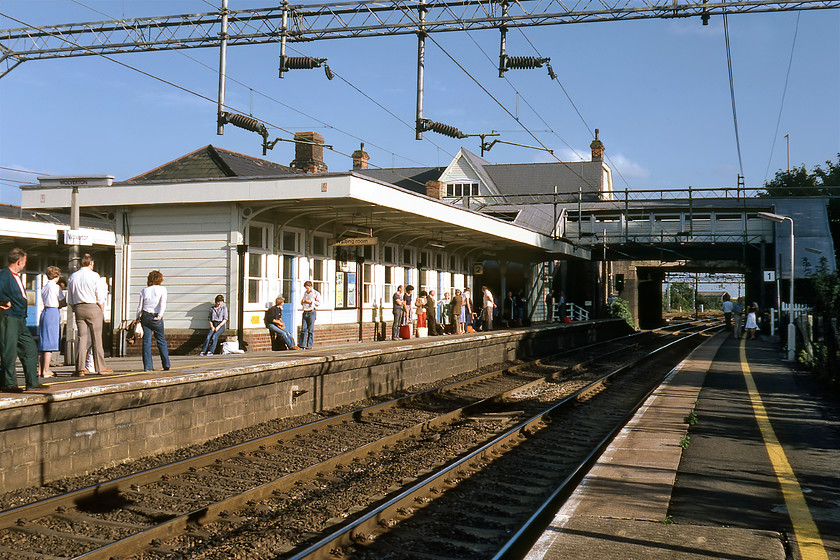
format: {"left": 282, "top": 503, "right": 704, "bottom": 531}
{"left": 607, "top": 153, "right": 651, "bottom": 180}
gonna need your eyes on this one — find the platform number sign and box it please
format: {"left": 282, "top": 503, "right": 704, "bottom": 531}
{"left": 764, "top": 270, "right": 776, "bottom": 282}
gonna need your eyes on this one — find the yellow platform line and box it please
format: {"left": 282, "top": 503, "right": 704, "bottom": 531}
{"left": 739, "top": 340, "right": 828, "bottom": 560}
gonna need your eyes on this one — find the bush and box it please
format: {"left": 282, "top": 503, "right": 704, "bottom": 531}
{"left": 610, "top": 298, "right": 636, "bottom": 329}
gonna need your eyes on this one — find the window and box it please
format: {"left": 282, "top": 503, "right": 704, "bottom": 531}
{"left": 384, "top": 265, "right": 395, "bottom": 303}
{"left": 363, "top": 263, "right": 374, "bottom": 305}
{"left": 384, "top": 245, "right": 397, "bottom": 265}
{"left": 445, "top": 183, "right": 479, "bottom": 197}
{"left": 419, "top": 250, "right": 431, "bottom": 269}
{"left": 246, "top": 223, "right": 271, "bottom": 305}
{"left": 313, "top": 257, "right": 327, "bottom": 301}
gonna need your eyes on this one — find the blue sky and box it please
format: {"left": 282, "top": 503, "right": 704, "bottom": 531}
{"left": 1, "top": 1, "right": 838, "bottom": 205}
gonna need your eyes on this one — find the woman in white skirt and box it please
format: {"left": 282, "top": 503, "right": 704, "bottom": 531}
{"left": 745, "top": 302, "right": 758, "bottom": 340}
{"left": 38, "top": 266, "right": 64, "bottom": 378}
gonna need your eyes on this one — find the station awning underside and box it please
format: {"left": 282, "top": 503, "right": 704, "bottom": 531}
{"left": 22, "top": 172, "right": 590, "bottom": 264}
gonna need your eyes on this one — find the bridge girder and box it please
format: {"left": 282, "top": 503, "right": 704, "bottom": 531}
{"left": 2, "top": 0, "right": 839, "bottom": 77}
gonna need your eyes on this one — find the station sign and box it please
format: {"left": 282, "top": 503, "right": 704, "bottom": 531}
{"left": 764, "top": 270, "right": 776, "bottom": 282}
{"left": 332, "top": 237, "right": 378, "bottom": 247}
{"left": 63, "top": 229, "right": 93, "bottom": 246}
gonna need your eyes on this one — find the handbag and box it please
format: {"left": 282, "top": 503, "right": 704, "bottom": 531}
{"left": 127, "top": 319, "right": 143, "bottom": 343}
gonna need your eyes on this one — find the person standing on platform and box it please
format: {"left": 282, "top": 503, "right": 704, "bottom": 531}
{"left": 137, "top": 270, "right": 170, "bottom": 372}
{"left": 299, "top": 280, "right": 321, "bottom": 349}
{"left": 502, "top": 291, "right": 515, "bottom": 328}
{"left": 265, "top": 296, "right": 299, "bottom": 350}
{"left": 404, "top": 285, "right": 415, "bottom": 326}
{"left": 67, "top": 253, "right": 112, "bottom": 376}
{"left": 745, "top": 302, "right": 758, "bottom": 340}
{"left": 200, "top": 295, "right": 228, "bottom": 356}
{"left": 722, "top": 294, "right": 733, "bottom": 331}
{"left": 439, "top": 291, "right": 451, "bottom": 332}
{"left": 481, "top": 286, "right": 496, "bottom": 331}
{"left": 426, "top": 289, "right": 441, "bottom": 335}
{"left": 391, "top": 285, "right": 406, "bottom": 340}
{"left": 463, "top": 287, "right": 475, "bottom": 332}
{"left": 558, "top": 291, "right": 566, "bottom": 322}
{"left": 733, "top": 297, "right": 744, "bottom": 339}
{"left": 38, "top": 266, "right": 64, "bottom": 378}
{"left": 0, "top": 248, "right": 43, "bottom": 392}
{"left": 451, "top": 289, "right": 464, "bottom": 334}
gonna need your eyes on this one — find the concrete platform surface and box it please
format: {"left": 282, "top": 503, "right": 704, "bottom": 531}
{"left": 525, "top": 332, "right": 812, "bottom": 560}
{"left": 532, "top": 517, "right": 785, "bottom": 560}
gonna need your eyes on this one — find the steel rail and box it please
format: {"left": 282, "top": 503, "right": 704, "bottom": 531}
{"left": 490, "top": 326, "right": 720, "bottom": 559}
{"left": 283, "top": 324, "right": 718, "bottom": 559}
{"left": 0, "top": 323, "right": 713, "bottom": 558}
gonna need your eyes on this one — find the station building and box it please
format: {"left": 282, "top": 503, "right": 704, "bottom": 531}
{"left": 22, "top": 134, "right": 603, "bottom": 354}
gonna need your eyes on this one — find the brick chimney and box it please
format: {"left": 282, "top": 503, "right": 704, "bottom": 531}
{"left": 290, "top": 131, "right": 328, "bottom": 173}
{"left": 590, "top": 128, "right": 604, "bottom": 161}
{"left": 352, "top": 142, "right": 370, "bottom": 169}
{"left": 425, "top": 180, "right": 444, "bottom": 200}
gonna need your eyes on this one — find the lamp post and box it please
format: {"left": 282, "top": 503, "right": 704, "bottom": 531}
{"left": 758, "top": 211, "right": 795, "bottom": 361}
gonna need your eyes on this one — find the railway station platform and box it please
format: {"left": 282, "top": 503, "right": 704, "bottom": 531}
{"left": 0, "top": 319, "right": 630, "bottom": 493}
{"left": 526, "top": 331, "right": 840, "bottom": 560}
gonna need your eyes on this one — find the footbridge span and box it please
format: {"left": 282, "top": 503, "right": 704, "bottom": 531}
{"left": 551, "top": 189, "right": 836, "bottom": 328}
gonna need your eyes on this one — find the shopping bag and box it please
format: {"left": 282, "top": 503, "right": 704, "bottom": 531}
{"left": 399, "top": 325, "right": 412, "bottom": 339}
{"left": 416, "top": 326, "right": 428, "bottom": 338}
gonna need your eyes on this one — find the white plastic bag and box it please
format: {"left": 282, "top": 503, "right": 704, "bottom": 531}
{"left": 222, "top": 340, "right": 244, "bottom": 354}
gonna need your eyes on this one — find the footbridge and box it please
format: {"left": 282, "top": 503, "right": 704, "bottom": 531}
{"left": 550, "top": 188, "right": 837, "bottom": 327}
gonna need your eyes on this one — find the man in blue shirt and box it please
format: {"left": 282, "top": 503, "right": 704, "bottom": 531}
{"left": 0, "top": 248, "right": 42, "bottom": 392}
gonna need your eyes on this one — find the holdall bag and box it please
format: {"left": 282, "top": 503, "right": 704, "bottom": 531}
{"left": 399, "top": 324, "right": 412, "bottom": 339}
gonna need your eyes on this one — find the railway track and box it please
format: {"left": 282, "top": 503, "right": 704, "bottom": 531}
{"left": 0, "top": 321, "right": 719, "bottom": 560}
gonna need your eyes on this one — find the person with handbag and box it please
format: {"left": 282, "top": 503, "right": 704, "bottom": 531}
{"left": 200, "top": 295, "right": 229, "bottom": 355}
{"left": 264, "top": 296, "right": 299, "bottom": 350}
{"left": 137, "top": 270, "right": 170, "bottom": 372}
{"left": 391, "top": 285, "right": 406, "bottom": 340}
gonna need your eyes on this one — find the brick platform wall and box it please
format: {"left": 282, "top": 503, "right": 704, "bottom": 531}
{"left": 119, "top": 322, "right": 390, "bottom": 355}
{"left": 2, "top": 320, "right": 631, "bottom": 492}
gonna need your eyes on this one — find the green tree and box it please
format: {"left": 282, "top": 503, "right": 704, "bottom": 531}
{"left": 763, "top": 154, "right": 840, "bottom": 264}
{"left": 803, "top": 257, "right": 840, "bottom": 383}
{"left": 664, "top": 282, "right": 694, "bottom": 312}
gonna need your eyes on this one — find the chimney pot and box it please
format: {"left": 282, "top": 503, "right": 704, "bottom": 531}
{"left": 590, "top": 128, "right": 604, "bottom": 161}
{"left": 425, "top": 180, "right": 444, "bottom": 200}
{"left": 290, "top": 131, "right": 328, "bottom": 173}
{"left": 351, "top": 142, "right": 370, "bottom": 169}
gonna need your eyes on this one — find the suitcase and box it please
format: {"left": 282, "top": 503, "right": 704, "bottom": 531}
{"left": 399, "top": 324, "right": 412, "bottom": 339}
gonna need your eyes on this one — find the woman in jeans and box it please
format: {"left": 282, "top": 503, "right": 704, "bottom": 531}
{"left": 137, "top": 270, "right": 170, "bottom": 372}
{"left": 200, "top": 294, "right": 228, "bottom": 355}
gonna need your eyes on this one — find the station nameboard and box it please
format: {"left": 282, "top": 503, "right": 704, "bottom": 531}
{"left": 332, "top": 237, "right": 378, "bottom": 247}
{"left": 63, "top": 229, "right": 92, "bottom": 246}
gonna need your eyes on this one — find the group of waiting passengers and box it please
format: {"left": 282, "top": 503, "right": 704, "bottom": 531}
{"left": 721, "top": 295, "right": 760, "bottom": 340}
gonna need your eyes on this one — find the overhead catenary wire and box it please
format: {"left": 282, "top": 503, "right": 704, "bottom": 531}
{"left": 723, "top": 12, "right": 745, "bottom": 180}
{"left": 512, "top": 26, "right": 633, "bottom": 190}
{"left": 423, "top": 17, "right": 601, "bottom": 192}
{"left": 763, "top": 11, "right": 801, "bottom": 183}
{"left": 2, "top": 5, "right": 444, "bottom": 177}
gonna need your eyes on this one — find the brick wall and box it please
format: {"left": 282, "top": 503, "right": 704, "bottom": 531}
{"left": 119, "top": 322, "right": 390, "bottom": 355}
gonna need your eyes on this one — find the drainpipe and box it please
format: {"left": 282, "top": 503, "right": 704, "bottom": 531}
{"left": 237, "top": 244, "right": 247, "bottom": 349}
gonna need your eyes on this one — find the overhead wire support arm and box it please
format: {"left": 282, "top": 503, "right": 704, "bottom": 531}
{"left": 2, "top": 0, "right": 838, "bottom": 78}
{"left": 480, "top": 138, "right": 554, "bottom": 155}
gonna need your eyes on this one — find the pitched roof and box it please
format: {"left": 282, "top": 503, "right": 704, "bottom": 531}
{"left": 484, "top": 161, "right": 605, "bottom": 195}
{"left": 127, "top": 145, "right": 302, "bottom": 182}
{"left": 355, "top": 167, "right": 445, "bottom": 194}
